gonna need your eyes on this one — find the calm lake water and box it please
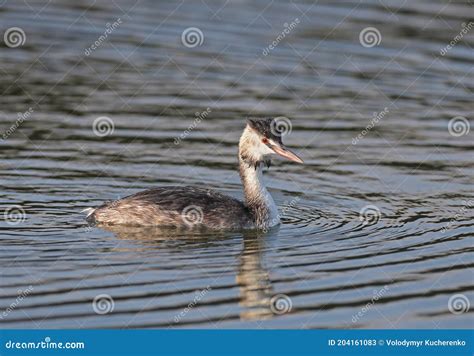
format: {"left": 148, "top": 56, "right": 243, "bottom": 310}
{"left": 0, "top": 0, "right": 473, "bottom": 329}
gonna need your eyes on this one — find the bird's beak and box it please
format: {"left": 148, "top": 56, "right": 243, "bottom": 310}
{"left": 271, "top": 144, "right": 304, "bottom": 163}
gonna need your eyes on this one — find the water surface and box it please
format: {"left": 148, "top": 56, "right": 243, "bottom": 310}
{"left": 0, "top": 0, "right": 473, "bottom": 328}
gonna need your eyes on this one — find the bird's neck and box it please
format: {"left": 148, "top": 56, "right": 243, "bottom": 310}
{"left": 239, "top": 157, "right": 279, "bottom": 229}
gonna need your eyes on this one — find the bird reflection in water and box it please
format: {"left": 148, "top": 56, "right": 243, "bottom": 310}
{"left": 237, "top": 233, "right": 275, "bottom": 320}
{"left": 92, "top": 224, "right": 278, "bottom": 321}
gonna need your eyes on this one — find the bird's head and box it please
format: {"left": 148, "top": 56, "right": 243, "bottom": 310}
{"left": 239, "top": 118, "right": 303, "bottom": 168}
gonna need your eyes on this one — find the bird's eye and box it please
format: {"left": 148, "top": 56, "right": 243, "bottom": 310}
{"left": 262, "top": 138, "right": 269, "bottom": 144}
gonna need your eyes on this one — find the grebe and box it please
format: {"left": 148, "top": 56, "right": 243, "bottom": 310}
{"left": 85, "top": 118, "right": 303, "bottom": 230}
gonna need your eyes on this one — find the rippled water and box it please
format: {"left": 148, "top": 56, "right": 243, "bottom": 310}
{"left": 0, "top": 0, "right": 473, "bottom": 329}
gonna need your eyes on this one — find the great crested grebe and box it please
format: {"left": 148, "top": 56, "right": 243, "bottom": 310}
{"left": 85, "top": 118, "right": 303, "bottom": 230}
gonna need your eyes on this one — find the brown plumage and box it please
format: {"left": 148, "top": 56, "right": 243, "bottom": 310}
{"left": 87, "top": 186, "right": 253, "bottom": 230}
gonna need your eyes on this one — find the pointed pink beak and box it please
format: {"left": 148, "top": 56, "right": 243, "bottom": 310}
{"left": 271, "top": 144, "right": 304, "bottom": 163}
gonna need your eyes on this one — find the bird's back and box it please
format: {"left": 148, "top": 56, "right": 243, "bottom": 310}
{"left": 87, "top": 186, "right": 253, "bottom": 230}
